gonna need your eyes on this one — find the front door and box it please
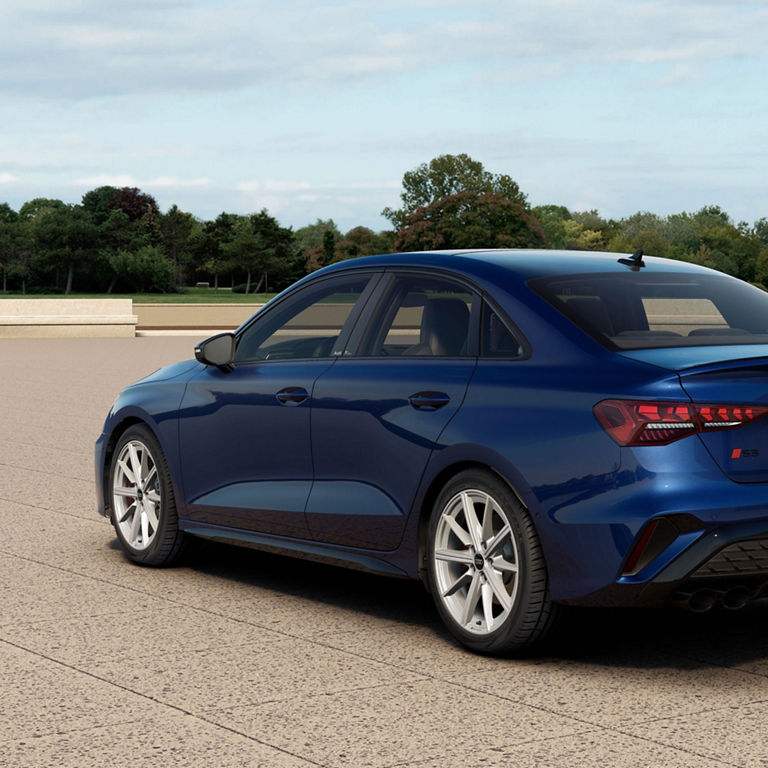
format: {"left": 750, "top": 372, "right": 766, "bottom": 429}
{"left": 178, "top": 272, "right": 376, "bottom": 538}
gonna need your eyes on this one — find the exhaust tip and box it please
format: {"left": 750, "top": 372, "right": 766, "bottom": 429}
{"left": 722, "top": 586, "right": 750, "bottom": 611}
{"left": 688, "top": 589, "right": 717, "bottom": 613}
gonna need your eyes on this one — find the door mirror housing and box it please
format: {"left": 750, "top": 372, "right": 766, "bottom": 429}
{"left": 195, "top": 333, "right": 236, "bottom": 371}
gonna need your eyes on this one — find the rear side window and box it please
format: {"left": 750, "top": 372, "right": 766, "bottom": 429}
{"left": 481, "top": 304, "right": 523, "bottom": 358}
{"left": 359, "top": 275, "right": 475, "bottom": 357}
{"left": 530, "top": 271, "right": 768, "bottom": 349}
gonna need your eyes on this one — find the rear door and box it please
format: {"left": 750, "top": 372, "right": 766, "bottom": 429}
{"left": 306, "top": 272, "right": 479, "bottom": 550}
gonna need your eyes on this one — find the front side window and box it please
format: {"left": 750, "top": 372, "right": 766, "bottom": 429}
{"left": 235, "top": 274, "right": 372, "bottom": 362}
{"left": 530, "top": 271, "right": 768, "bottom": 349}
{"left": 360, "top": 274, "right": 476, "bottom": 357}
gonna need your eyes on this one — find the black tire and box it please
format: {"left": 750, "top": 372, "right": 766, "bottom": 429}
{"left": 426, "top": 469, "right": 557, "bottom": 654}
{"left": 109, "top": 424, "right": 186, "bottom": 566}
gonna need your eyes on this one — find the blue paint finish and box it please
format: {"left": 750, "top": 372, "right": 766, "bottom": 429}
{"left": 177, "top": 359, "right": 334, "bottom": 538}
{"left": 95, "top": 362, "right": 199, "bottom": 519}
{"left": 307, "top": 357, "right": 476, "bottom": 550}
{"left": 94, "top": 250, "right": 768, "bottom": 611}
{"left": 192, "top": 480, "right": 312, "bottom": 512}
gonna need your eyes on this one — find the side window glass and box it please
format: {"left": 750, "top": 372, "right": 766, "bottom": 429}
{"left": 235, "top": 275, "right": 371, "bottom": 362}
{"left": 481, "top": 303, "right": 522, "bottom": 358}
{"left": 362, "top": 275, "right": 475, "bottom": 357}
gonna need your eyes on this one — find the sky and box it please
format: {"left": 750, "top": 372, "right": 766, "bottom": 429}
{"left": 1, "top": 0, "right": 766, "bottom": 233}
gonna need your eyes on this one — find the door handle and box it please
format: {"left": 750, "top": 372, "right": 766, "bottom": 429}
{"left": 276, "top": 387, "right": 309, "bottom": 406}
{"left": 408, "top": 391, "right": 450, "bottom": 410}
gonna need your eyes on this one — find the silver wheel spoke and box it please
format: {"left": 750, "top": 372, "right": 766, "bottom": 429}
{"left": 128, "top": 444, "right": 142, "bottom": 487}
{"left": 145, "top": 490, "right": 161, "bottom": 504}
{"left": 486, "top": 523, "right": 512, "bottom": 556}
{"left": 435, "top": 548, "right": 474, "bottom": 565}
{"left": 145, "top": 502, "right": 159, "bottom": 531}
{"left": 118, "top": 501, "right": 136, "bottom": 524}
{"left": 486, "top": 567, "right": 513, "bottom": 612}
{"left": 460, "top": 572, "right": 482, "bottom": 626}
{"left": 117, "top": 458, "right": 136, "bottom": 485}
{"left": 128, "top": 504, "right": 142, "bottom": 543}
{"left": 442, "top": 570, "right": 472, "bottom": 598}
{"left": 140, "top": 508, "right": 150, "bottom": 543}
{"left": 492, "top": 557, "right": 518, "bottom": 574}
{"left": 140, "top": 449, "right": 149, "bottom": 484}
{"left": 443, "top": 513, "right": 472, "bottom": 547}
{"left": 481, "top": 581, "right": 495, "bottom": 630}
{"left": 114, "top": 486, "right": 136, "bottom": 498}
{"left": 481, "top": 495, "right": 494, "bottom": 542}
{"left": 461, "top": 492, "right": 484, "bottom": 552}
{"left": 144, "top": 464, "right": 157, "bottom": 488}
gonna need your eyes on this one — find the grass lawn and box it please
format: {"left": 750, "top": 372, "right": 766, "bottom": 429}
{"left": 0, "top": 287, "right": 276, "bottom": 304}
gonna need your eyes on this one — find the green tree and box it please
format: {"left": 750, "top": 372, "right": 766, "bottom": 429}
{"left": 608, "top": 211, "right": 669, "bottom": 257}
{"left": 250, "top": 209, "right": 300, "bottom": 291}
{"left": 383, "top": 153, "right": 528, "bottom": 229}
{"left": 193, "top": 212, "right": 240, "bottom": 290}
{"left": 221, "top": 216, "right": 264, "bottom": 293}
{"left": 82, "top": 186, "right": 121, "bottom": 225}
{"left": 394, "top": 191, "right": 546, "bottom": 252}
{"left": 28, "top": 203, "right": 99, "bottom": 294}
{"left": 0, "top": 203, "right": 20, "bottom": 292}
{"left": 109, "top": 246, "right": 174, "bottom": 292}
{"left": 681, "top": 207, "right": 759, "bottom": 280}
{"left": 754, "top": 217, "right": 768, "bottom": 246}
{"left": 531, "top": 205, "right": 571, "bottom": 249}
{"left": 333, "top": 226, "right": 394, "bottom": 262}
{"left": 220, "top": 210, "right": 297, "bottom": 293}
{"left": 158, "top": 204, "right": 200, "bottom": 288}
{"left": 294, "top": 218, "right": 341, "bottom": 252}
{"left": 294, "top": 218, "right": 342, "bottom": 272}
{"left": 322, "top": 229, "right": 336, "bottom": 266}
{"left": 18, "top": 197, "right": 67, "bottom": 222}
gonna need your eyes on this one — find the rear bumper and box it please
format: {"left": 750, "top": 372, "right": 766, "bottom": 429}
{"left": 560, "top": 519, "right": 768, "bottom": 607}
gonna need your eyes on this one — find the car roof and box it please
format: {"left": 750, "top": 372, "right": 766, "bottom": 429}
{"left": 317, "top": 249, "right": 722, "bottom": 283}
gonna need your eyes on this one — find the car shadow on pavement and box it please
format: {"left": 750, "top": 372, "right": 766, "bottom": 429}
{"left": 545, "top": 603, "right": 768, "bottom": 668}
{"left": 113, "top": 535, "right": 768, "bottom": 668}
{"left": 182, "top": 536, "right": 442, "bottom": 626}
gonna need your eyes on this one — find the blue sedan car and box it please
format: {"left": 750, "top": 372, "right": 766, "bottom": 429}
{"left": 95, "top": 249, "right": 768, "bottom": 653}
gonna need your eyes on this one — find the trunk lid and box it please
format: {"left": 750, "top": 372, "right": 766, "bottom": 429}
{"left": 621, "top": 347, "right": 768, "bottom": 483}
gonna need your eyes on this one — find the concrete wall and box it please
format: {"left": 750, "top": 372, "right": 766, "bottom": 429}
{"left": 135, "top": 303, "right": 262, "bottom": 330}
{"left": 0, "top": 299, "right": 137, "bottom": 338}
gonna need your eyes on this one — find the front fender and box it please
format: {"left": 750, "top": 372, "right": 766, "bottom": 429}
{"left": 95, "top": 378, "right": 190, "bottom": 520}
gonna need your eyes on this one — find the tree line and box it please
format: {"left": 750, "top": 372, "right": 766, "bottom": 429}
{"left": 1, "top": 154, "right": 767, "bottom": 295}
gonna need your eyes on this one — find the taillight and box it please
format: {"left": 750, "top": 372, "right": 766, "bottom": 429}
{"left": 594, "top": 399, "right": 768, "bottom": 446}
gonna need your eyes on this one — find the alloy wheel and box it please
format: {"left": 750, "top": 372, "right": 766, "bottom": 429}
{"left": 111, "top": 439, "right": 162, "bottom": 551}
{"left": 432, "top": 488, "right": 520, "bottom": 635}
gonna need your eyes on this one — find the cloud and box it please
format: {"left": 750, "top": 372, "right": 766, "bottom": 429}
{"left": 2, "top": 0, "right": 765, "bottom": 100}
{"left": 71, "top": 174, "right": 212, "bottom": 189}
{"left": 72, "top": 174, "right": 139, "bottom": 187}
{"left": 0, "top": 173, "right": 19, "bottom": 184}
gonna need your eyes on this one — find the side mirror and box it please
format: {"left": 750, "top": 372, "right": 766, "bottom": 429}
{"left": 195, "top": 333, "right": 236, "bottom": 371}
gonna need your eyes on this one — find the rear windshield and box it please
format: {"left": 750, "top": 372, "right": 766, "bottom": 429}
{"left": 529, "top": 271, "right": 768, "bottom": 349}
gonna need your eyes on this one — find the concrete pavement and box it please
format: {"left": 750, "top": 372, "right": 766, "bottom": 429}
{"left": 1, "top": 337, "right": 768, "bottom": 767}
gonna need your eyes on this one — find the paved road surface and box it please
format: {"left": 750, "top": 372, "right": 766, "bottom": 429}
{"left": 2, "top": 337, "right": 768, "bottom": 767}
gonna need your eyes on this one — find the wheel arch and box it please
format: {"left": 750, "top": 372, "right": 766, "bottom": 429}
{"left": 102, "top": 416, "right": 160, "bottom": 520}
{"left": 415, "top": 458, "right": 532, "bottom": 584}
